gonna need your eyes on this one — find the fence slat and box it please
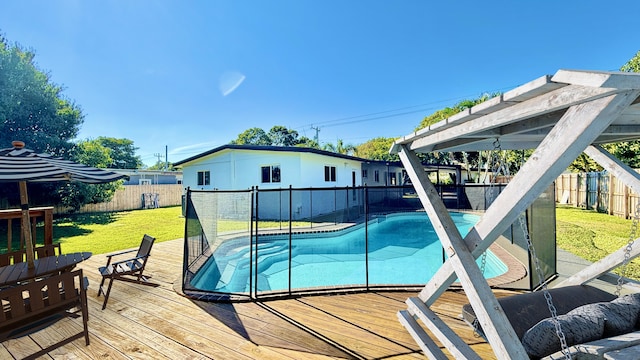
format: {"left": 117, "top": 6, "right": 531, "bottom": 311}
{"left": 53, "top": 184, "right": 183, "bottom": 214}
{"left": 556, "top": 172, "right": 639, "bottom": 219}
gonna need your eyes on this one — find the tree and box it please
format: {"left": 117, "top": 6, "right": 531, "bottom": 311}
{"left": 0, "top": 34, "right": 83, "bottom": 156}
{"left": 414, "top": 94, "right": 499, "bottom": 174}
{"left": 57, "top": 139, "right": 123, "bottom": 212}
{"left": 0, "top": 35, "right": 121, "bottom": 209}
{"left": 354, "top": 137, "right": 399, "bottom": 161}
{"left": 269, "top": 126, "right": 301, "bottom": 146}
{"left": 323, "top": 139, "right": 356, "bottom": 155}
{"left": 621, "top": 50, "right": 640, "bottom": 73}
{"left": 294, "top": 136, "right": 319, "bottom": 149}
{"left": 94, "top": 137, "right": 143, "bottom": 169}
{"left": 230, "top": 127, "right": 272, "bottom": 145}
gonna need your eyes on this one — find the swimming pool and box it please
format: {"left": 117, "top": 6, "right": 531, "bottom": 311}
{"left": 189, "top": 212, "right": 507, "bottom": 295}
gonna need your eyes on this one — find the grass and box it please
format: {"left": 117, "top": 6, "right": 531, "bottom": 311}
{"left": 556, "top": 205, "right": 640, "bottom": 280}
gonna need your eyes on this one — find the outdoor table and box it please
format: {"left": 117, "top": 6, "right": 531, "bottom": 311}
{"left": 0, "top": 252, "right": 92, "bottom": 287}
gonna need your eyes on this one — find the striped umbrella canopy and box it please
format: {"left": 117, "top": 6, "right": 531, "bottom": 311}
{"left": 0, "top": 141, "right": 128, "bottom": 268}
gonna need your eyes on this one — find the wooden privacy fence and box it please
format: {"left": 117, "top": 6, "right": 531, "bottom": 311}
{"left": 53, "top": 184, "right": 184, "bottom": 214}
{"left": 555, "top": 172, "right": 640, "bottom": 219}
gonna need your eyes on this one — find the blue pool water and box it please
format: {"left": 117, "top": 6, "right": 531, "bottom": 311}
{"left": 190, "top": 212, "right": 508, "bottom": 294}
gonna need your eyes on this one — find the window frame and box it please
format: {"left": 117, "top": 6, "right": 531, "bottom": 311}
{"left": 324, "top": 165, "right": 336, "bottom": 182}
{"left": 197, "top": 170, "right": 210, "bottom": 186}
{"left": 261, "top": 164, "right": 281, "bottom": 183}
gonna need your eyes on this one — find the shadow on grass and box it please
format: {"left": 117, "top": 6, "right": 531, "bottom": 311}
{"left": 53, "top": 212, "right": 121, "bottom": 238}
{"left": 0, "top": 212, "right": 122, "bottom": 252}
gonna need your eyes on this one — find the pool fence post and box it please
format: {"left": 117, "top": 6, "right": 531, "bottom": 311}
{"left": 289, "top": 185, "right": 293, "bottom": 295}
{"left": 345, "top": 186, "right": 350, "bottom": 222}
{"left": 334, "top": 187, "right": 337, "bottom": 225}
{"left": 254, "top": 186, "right": 259, "bottom": 299}
{"left": 365, "top": 185, "right": 369, "bottom": 290}
{"left": 310, "top": 188, "right": 313, "bottom": 229}
{"left": 181, "top": 187, "right": 191, "bottom": 293}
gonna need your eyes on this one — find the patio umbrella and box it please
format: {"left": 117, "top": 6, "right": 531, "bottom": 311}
{"left": 0, "top": 140, "right": 128, "bottom": 268}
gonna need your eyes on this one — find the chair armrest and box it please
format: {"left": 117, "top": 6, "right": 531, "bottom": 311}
{"left": 105, "top": 248, "right": 137, "bottom": 259}
{"left": 111, "top": 255, "right": 146, "bottom": 267}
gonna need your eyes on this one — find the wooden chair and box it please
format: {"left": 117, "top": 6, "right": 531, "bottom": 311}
{"left": 97, "top": 234, "right": 157, "bottom": 309}
{"left": 0, "top": 243, "right": 62, "bottom": 266}
{"left": 0, "top": 269, "right": 90, "bottom": 358}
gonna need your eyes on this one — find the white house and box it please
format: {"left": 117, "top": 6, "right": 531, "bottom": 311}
{"left": 173, "top": 145, "right": 365, "bottom": 190}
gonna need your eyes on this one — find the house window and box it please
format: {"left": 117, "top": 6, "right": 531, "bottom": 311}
{"left": 389, "top": 172, "right": 397, "bottom": 185}
{"left": 197, "top": 170, "right": 210, "bottom": 186}
{"left": 362, "top": 169, "right": 368, "bottom": 179}
{"left": 324, "top": 166, "right": 336, "bottom": 182}
{"left": 261, "top": 165, "right": 281, "bottom": 183}
{"left": 374, "top": 170, "right": 380, "bottom": 182}
{"left": 139, "top": 179, "right": 151, "bottom": 185}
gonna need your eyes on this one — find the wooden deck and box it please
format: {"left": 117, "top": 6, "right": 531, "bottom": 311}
{"left": 0, "top": 239, "right": 518, "bottom": 359}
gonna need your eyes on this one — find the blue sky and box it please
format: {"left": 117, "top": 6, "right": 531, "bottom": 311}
{"left": 1, "top": 1, "right": 638, "bottom": 167}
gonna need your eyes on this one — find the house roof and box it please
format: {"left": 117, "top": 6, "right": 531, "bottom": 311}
{"left": 173, "top": 144, "right": 367, "bottom": 167}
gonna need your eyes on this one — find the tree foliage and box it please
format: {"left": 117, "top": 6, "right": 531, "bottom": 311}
{"left": 231, "top": 125, "right": 322, "bottom": 149}
{"left": 93, "top": 136, "right": 142, "bottom": 169}
{"left": 57, "top": 139, "right": 123, "bottom": 212}
{"left": 621, "top": 50, "right": 640, "bottom": 73}
{"left": 0, "top": 35, "right": 83, "bottom": 156}
{"left": 0, "top": 34, "right": 125, "bottom": 211}
{"left": 354, "top": 137, "right": 399, "bottom": 161}
{"left": 230, "top": 127, "right": 272, "bottom": 145}
{"left": 323, "top": 139, "right": 356, "bottom": 155}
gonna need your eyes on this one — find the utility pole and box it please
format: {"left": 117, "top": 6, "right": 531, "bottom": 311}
{"left": 153, "top": 152, "right": 164, "bottom": 168}
{"left": 311, "top": 125, "right": 320, "bottom": 145}
{"left": 165, "top": 145, "right": 168, "bottom": 171}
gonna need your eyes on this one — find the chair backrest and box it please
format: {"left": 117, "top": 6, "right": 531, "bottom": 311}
{"left": 34, "top": 243, "right": 62, "bottom": 258}
{"left": 0, "top": 244, "right": 62, "bottom": 267}
{"left": 135, "top": 234, "right": 156, "bottom": 258}
{"left": 0, "top": 269, "right": 85, "bottom": 339}
{"left": 0, "top": 249, "right": 25, "bottom": 266}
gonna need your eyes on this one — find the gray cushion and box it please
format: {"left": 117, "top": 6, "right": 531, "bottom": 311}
{"left": 612, "top": 293, "right": 640, "bottom": 307}
{"left": 568, "top": 302, "right": 638, "bottom": 336}
{"left": 522, "top": 313, "right": 604, "bottom": 358}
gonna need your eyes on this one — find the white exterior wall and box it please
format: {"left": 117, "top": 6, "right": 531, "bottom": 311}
{"left": 298, "top": 152, "right": 361, "bottom": 188}
{"left": 181, "top": 148, "right": 362, "bottom": 191}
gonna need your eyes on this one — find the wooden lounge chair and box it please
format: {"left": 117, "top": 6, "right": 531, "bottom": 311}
{"left": 0, "top": 269, "right": 90, "bottom": 358}
{"left": 97, "top": 234, "right": 157, "bottom": 309}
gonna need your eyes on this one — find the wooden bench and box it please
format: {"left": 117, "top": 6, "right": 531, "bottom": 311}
{"left": 0, "top": 243, "right": 62, "bottom": 266}
{"left": 0, "top": 269, "right": 89, "bottom": 358}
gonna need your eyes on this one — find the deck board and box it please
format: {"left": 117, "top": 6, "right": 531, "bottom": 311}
{"left": 1, "top": 239, "right": 511, "bottom": 359}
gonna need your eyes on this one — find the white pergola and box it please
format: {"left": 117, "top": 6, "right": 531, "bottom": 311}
{"left": 390, "top": 70, "right": 640, "bottom": 359}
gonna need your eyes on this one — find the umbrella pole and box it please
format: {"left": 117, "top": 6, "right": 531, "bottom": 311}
{"left": 19, "top": 181, "right": 35, "bottom": 269}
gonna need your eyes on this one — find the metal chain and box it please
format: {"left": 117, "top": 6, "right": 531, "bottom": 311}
{"left": 519, "top": 214, "right": 571, "bottom": 360}
{"left": 480, "top": 139, "right": 504, "bottom": 275}
{"left": 615, "top": 201, "right": 640, "bottom": 296}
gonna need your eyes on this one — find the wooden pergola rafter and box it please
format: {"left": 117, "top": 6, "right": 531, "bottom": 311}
{"left": 390, "top": 70, "right": 640, "bottom": 359}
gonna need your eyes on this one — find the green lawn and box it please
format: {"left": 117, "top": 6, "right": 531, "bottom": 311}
{"left": 556, "top": 205, "right": 640, "bottom": 280}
